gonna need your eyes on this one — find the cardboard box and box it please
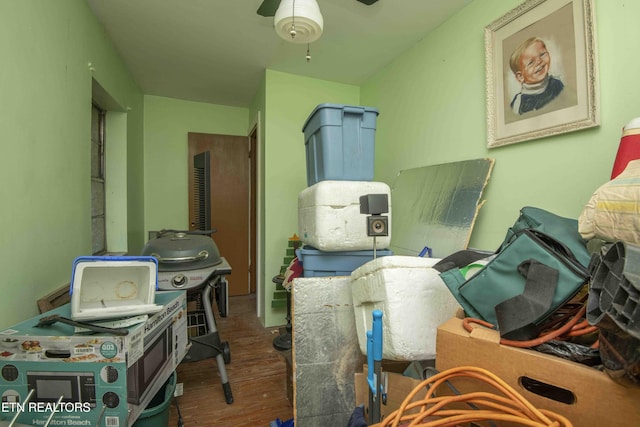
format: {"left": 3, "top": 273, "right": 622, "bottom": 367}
{"left": 0, "top": 290, "right": 187, "bottom": 427}
{"left": 354, "top": 363, "right": 423, "bottom": 422}
{"left": 436, "top": 317, "right": 640, "bottom": 427}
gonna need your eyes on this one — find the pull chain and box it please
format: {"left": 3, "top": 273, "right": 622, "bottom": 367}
{"left": 289, "top": 0, "right": 297, "bottom": 39}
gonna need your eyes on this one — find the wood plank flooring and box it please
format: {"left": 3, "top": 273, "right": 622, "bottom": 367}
{"left": 168, "top": 294, "right": 293, "bottom": 427}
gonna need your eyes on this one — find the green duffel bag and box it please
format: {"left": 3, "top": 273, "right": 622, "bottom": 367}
{"left": 436, "top": 207, "right": 591, "bottom": 341}
{"left": 500, "top": 206, "right": 591, "bottom": 267}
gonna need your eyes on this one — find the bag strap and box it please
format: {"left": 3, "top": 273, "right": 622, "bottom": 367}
{"left": 433, "top": 249, "right": 492, "bottom": 273}
{"left": 494, "top": 259, "right": 558, "bottom": 341}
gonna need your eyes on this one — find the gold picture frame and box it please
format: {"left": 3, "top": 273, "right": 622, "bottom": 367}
{"left": 485, "top": 0, "right": 599, "bottom": 148}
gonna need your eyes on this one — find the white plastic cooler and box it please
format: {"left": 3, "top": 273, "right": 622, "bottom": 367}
{"left": 70, "top": 256, "right": 163, "bottom": 321}
{"left": 298, "top": 180, "right": 392, "bottom": 252}
{"left": 351, "top": 255, "right": 461, "bottom": 361}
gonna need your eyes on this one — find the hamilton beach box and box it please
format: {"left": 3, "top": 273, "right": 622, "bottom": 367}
{"left": 303, "top": 103, "right": 379, "bottom": 186}
{"left": 0, "top": 291, "right": 187, "bottom": 427}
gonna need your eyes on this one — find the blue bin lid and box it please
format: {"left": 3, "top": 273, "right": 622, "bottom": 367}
{"left": 302, "top": 103, "right": 379, "bottom": 132}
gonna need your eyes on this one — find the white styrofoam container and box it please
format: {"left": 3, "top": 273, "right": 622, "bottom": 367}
{"left": 70, "top": 256, "right": 164, "bottom": 321}
{"left": 351, "top": 255, "right": 461, "bottom": 361}
{"left": 298, "top": 180, "right": 392, "bottom": 251}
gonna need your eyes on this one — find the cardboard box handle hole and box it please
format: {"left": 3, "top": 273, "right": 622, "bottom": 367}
{"left": 518, "top": 376, "right": 576, "bottom": 405}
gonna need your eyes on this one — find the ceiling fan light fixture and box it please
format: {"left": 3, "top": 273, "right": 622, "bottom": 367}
{"left": 274, "top": 0, "right": 323, "bottom": 44}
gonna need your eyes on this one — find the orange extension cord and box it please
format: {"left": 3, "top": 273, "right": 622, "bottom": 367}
{"left": 463, "top": 301, "right": 598, "bottom": 349}
{"left": 369, "top": 366, "right": 573, "bottom": 427}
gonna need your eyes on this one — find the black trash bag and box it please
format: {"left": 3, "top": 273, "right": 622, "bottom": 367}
{"left": 533, "top": 340, "right": 601, "bottom": 366}
{"left": 598, "top": 316, "right": 640, "bottom": 385}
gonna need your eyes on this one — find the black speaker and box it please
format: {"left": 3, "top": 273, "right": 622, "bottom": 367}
{"left": 367, "top": 215, "right": 389, "bottom": 237}
{"left": 359, "top": 194, "right": 389, "bottom": 215}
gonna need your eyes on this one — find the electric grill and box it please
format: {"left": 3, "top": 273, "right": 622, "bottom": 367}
{"left": 141, "top": 229, "right": 234, "bottom": 404}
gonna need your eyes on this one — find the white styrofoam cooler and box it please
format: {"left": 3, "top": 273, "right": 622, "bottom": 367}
{"left": 70, "top": 256, "right": 164, "bottom": 321}
{"left": 351, "top": 255, "right": 461, "bottom": 361}
{"left": 298, "top": 180, "right": 392, "bottom": 251}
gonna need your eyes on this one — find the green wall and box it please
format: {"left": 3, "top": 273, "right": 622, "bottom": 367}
{"left": 0, "top": 0, "right": 144, "bottom": 327}
{"left": 261, "top": 70, "right": 360, "bottom": 327}
{"left": 362, "top": 0, "right": 640, "bottom": 252}
{"left": 142, "top": 96, "right": 249, "bottom": 235}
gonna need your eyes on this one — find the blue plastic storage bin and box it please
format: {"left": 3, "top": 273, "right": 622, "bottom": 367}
{"left": 302, "top": 104, "right": 379, "bottom": 186}
{"left": 296, "top": 245, "right": 392, "bottom": 277}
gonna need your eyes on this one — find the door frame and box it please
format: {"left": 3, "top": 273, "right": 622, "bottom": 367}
{"left": 248, "top": 111, "right": 263, "bottom": 318}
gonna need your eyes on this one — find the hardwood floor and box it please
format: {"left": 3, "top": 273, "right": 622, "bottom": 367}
{"left": 168, "top": 293, "right": 293, "bottom": 427}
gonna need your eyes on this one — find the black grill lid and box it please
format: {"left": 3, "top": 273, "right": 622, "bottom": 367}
{"left": 141, "top": 230, "right": 223, "bottom": 272}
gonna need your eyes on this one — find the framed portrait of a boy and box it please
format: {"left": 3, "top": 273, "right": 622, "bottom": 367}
{"left": 485, "top": 0, "right": 599, "bottom": 148}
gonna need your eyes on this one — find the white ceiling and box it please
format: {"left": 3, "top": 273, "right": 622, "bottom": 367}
{"left": 86, "top": 0, "right": 474, "bottom": 108}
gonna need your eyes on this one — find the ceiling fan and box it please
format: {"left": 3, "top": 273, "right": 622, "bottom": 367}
{"left": 257, "top": 0, "right": 379, "bottom": 17}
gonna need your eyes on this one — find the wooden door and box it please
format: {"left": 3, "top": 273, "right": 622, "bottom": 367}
{"left": 188, "top": 132, "right": 250, "bottom": 296}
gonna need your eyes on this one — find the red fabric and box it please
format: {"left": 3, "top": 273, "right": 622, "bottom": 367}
{"left": 282, "top": 257, "right": 303, "bottom": 291}
{"left": 612, "top": 132, "right": 640, "bottom": 179}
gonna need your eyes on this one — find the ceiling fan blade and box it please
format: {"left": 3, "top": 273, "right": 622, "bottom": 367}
{"left": 256, "top": 0, "right": 282, "bottom": 17}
